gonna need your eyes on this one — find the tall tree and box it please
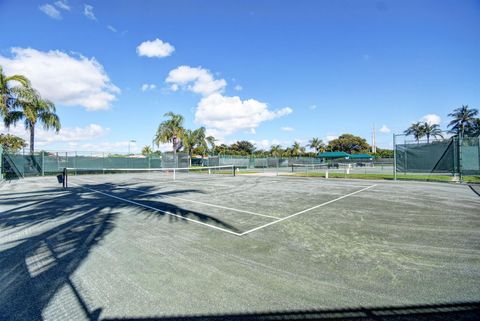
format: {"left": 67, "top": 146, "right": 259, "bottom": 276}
{"left": 327, "top": 134, "right": 370, "bottom": 152}
{"left": 291, "top": 142, "right": 303, "bottom": 156}
{"left": 448, "top": 105, "right": 479, "bottom": 136}
{"left": 154, "top": 112, "right": 185, "bottom": 156}
{"left": 206, "top": 135, "right": 216, "bottom": 154}
{"left": 0, "top": 66, "right": 30, "bottom": 117}
{"left": 0, "top": 133, "right": 27, "bottom": 153}
{"left": 214, "top": 143, "right": 229, "bottom": 155}
{"left": 269, "top": 144, "right": 282, "bottom": 157}
{"left": 230, "top": 140, "right": 255, "bottom": 155}
{"left": 467, "top": 118, "right": 480, "bottom": 136}
{"left": 404, "top": 122, "right": 425, "bottom": 143}
{"left": 422, "top": 122, "right": 443, "bottom": 143}
{"left": 308, "top": 137, "right": 325, "bottom": 153}
{"left": 182, "top": 127, "right": 209, "bottom": 164}
{"left": 4, "top": 86, "right": 60, "bottom": 154}
{"left": 141, "top": 145, "right": 152, "bottom": 156}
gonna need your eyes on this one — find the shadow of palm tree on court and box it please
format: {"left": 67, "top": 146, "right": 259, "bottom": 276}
{"left": 0, "top": 182, "right": 240, "bottom": 321}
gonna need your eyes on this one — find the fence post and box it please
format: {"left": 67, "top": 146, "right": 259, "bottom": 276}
{"left": 393, "top": 134, "right": 397, "bottom": 180}
{"left": 458, "top": 134, "right": 463, "bottom": 183}
{"left": 41, "top": 150, "right": 45, "bottom": 176}
{"left": 0, "top": 145, "right": 3, "bottom": 180}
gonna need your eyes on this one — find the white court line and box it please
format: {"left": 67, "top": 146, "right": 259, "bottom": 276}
{"left": 73, "top": 177, "right": 279, "bottom": 219}
{"left": 70, "top": 183, "right": 243, "bottom": 236}
{"left": 239, "top": 184, "right": 377, "bottom": 236}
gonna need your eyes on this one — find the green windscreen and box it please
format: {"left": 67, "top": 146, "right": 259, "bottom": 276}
{"left": 395, "top": 138, "right": 457, "bottom": 174}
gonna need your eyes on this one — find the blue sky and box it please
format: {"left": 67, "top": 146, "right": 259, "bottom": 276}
{"left": 0, "top": 0, "right": 479, "bottom": 152}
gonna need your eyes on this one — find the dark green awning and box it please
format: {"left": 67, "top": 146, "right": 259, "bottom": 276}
{"left": 317, "top": 151, "right": 351, "bottom": 158}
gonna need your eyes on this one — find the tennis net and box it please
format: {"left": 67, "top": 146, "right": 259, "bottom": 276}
{"left": 291, "top": 163, "right": 329, "bottom": 172}
{"left": 62, "top": 165, "right": 235, "bottom": 188}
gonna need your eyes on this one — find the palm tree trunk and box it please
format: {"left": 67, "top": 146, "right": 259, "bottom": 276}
{"left": 427, "top": 133, "right": 430, "bottom": 143}
{"left": 29, "top": 124, "right": 35, "bottom": 155}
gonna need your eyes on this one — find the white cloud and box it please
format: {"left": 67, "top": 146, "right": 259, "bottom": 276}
{"left": 137, "top": 39, "right": 175, "bottom": 58}
{"left": 54, "top": 0, "right": 70, "bottom": 10}
{"left": 84, "top": 4, "right": 96, "bottom": 20}
{"left": 379, "top": 125, "right": 391, "bottom": 133}
{"left": 309, "top": 104, "right": 317, "bottom": 110}
{"left": 107, "top": 25, "right": 117, "bottom": 32}
{"left": 0, "top": 48, "right": 120, "bottom": 111}
{"left": 141, "top": 83, "right": 156, "bottom": 92}
{"left": 421, "top": 114, "right": 441, "bottom": 125}
{"left": 195, "top": 93, "right": 292, "bottom": 138}
{"left": 234, "top": 85, "right": 243, "bottom": 91}
{"left": 326, "top": 135, "right": 338, "bottom": 142}
{"left": 39, "top": 4, "right": 62, "bottom": 19}
{"left": 166, "top": 66, "right": 226, "bottom": 96}
{"left": 0, "top": 123, "right": 108, "bottom": 145}
{"left": 281, "top": 126, "right": 294, "bottom": 132}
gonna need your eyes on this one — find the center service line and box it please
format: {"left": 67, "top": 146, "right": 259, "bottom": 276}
{"left": 239, "top": 184, "right": 377, "bottom": 236}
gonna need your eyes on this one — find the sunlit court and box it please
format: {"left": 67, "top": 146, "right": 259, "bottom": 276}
{"left": 1, "top": 169, "right": 479, "bottom": 320}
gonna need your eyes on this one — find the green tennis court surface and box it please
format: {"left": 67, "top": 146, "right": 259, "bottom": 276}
{"left": 1, "top": 174, "right": 479, "bottom": 320}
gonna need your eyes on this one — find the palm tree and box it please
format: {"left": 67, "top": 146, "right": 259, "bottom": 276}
{"left": 0, "top": 66, "right": 30, "bottom": 117}
{"left": 422, "top": 122, "right": 443, "bottom": 143}
{"left": 182, "top": 127, "right": 214, "bottom": 165}
{"left": 205, "top": 135, "right": 216, "bottom": 154}
{"left": 154, "top": 112, "right": 185, "bottom": 156}
{"left": 269, "top": 144, "right": 282, "bottom": 157}
{"left": 194, "top": 127, "right": 208, "bottom": 156}
{"left": 467, "top": 118, "right": 480, "bottom": 136}
{"left": 291, "top": 142, "right": 302, "bottom": 156}
{"left": 282, "top": 147, "right": 293, "bottom": 157}
{"left": 404, "top": 122, "right": 425, "bottom": 143}
{"left": 448, "top": 105, "right": 479, "bottom": 136}
{"left": 308, "top": 137, "right": 325, "bottom": 153}
{"left": 141, "top": 145, "right": 153, "bottom": 156}
{"left": 4, "top": 86, "right": 60, "bottom": 154}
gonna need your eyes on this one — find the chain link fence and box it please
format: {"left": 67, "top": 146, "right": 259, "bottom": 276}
{"left": 394, "top": 134, "right": 480, "bottom": 182}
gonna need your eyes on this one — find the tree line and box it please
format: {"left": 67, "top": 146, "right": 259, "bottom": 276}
{"left": 404, "top": 105, "right": 479, "bottom": 143}
{"left": 149, "top": 112, "right": 394, "bottom": 159}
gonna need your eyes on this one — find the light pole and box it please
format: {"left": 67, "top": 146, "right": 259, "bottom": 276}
{"left": 128, "top": 140, "right": 136, "bottom": 155}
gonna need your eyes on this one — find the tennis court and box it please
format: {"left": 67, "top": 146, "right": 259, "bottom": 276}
{"left": 1, "top": 169, "right": 479, "bottom": 320}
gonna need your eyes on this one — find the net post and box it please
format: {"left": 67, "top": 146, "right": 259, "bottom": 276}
{"left": 173, "top": 168, "right": 176, "bottom": 181}
{"left": 393, "top": 133, "right": 397, "bottom": 181}
{"left": 63, "top": 167, "right": 67, "bottom": 189}
{"left": 233, "top": 165, "right": 236, "bottom": 177}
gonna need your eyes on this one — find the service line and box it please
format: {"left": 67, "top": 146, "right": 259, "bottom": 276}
{"left": 71, "top": 183, "right": 243, "bottom": 236}
{"left": 239, "top": 184, "right": 377, "bottom": 236}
